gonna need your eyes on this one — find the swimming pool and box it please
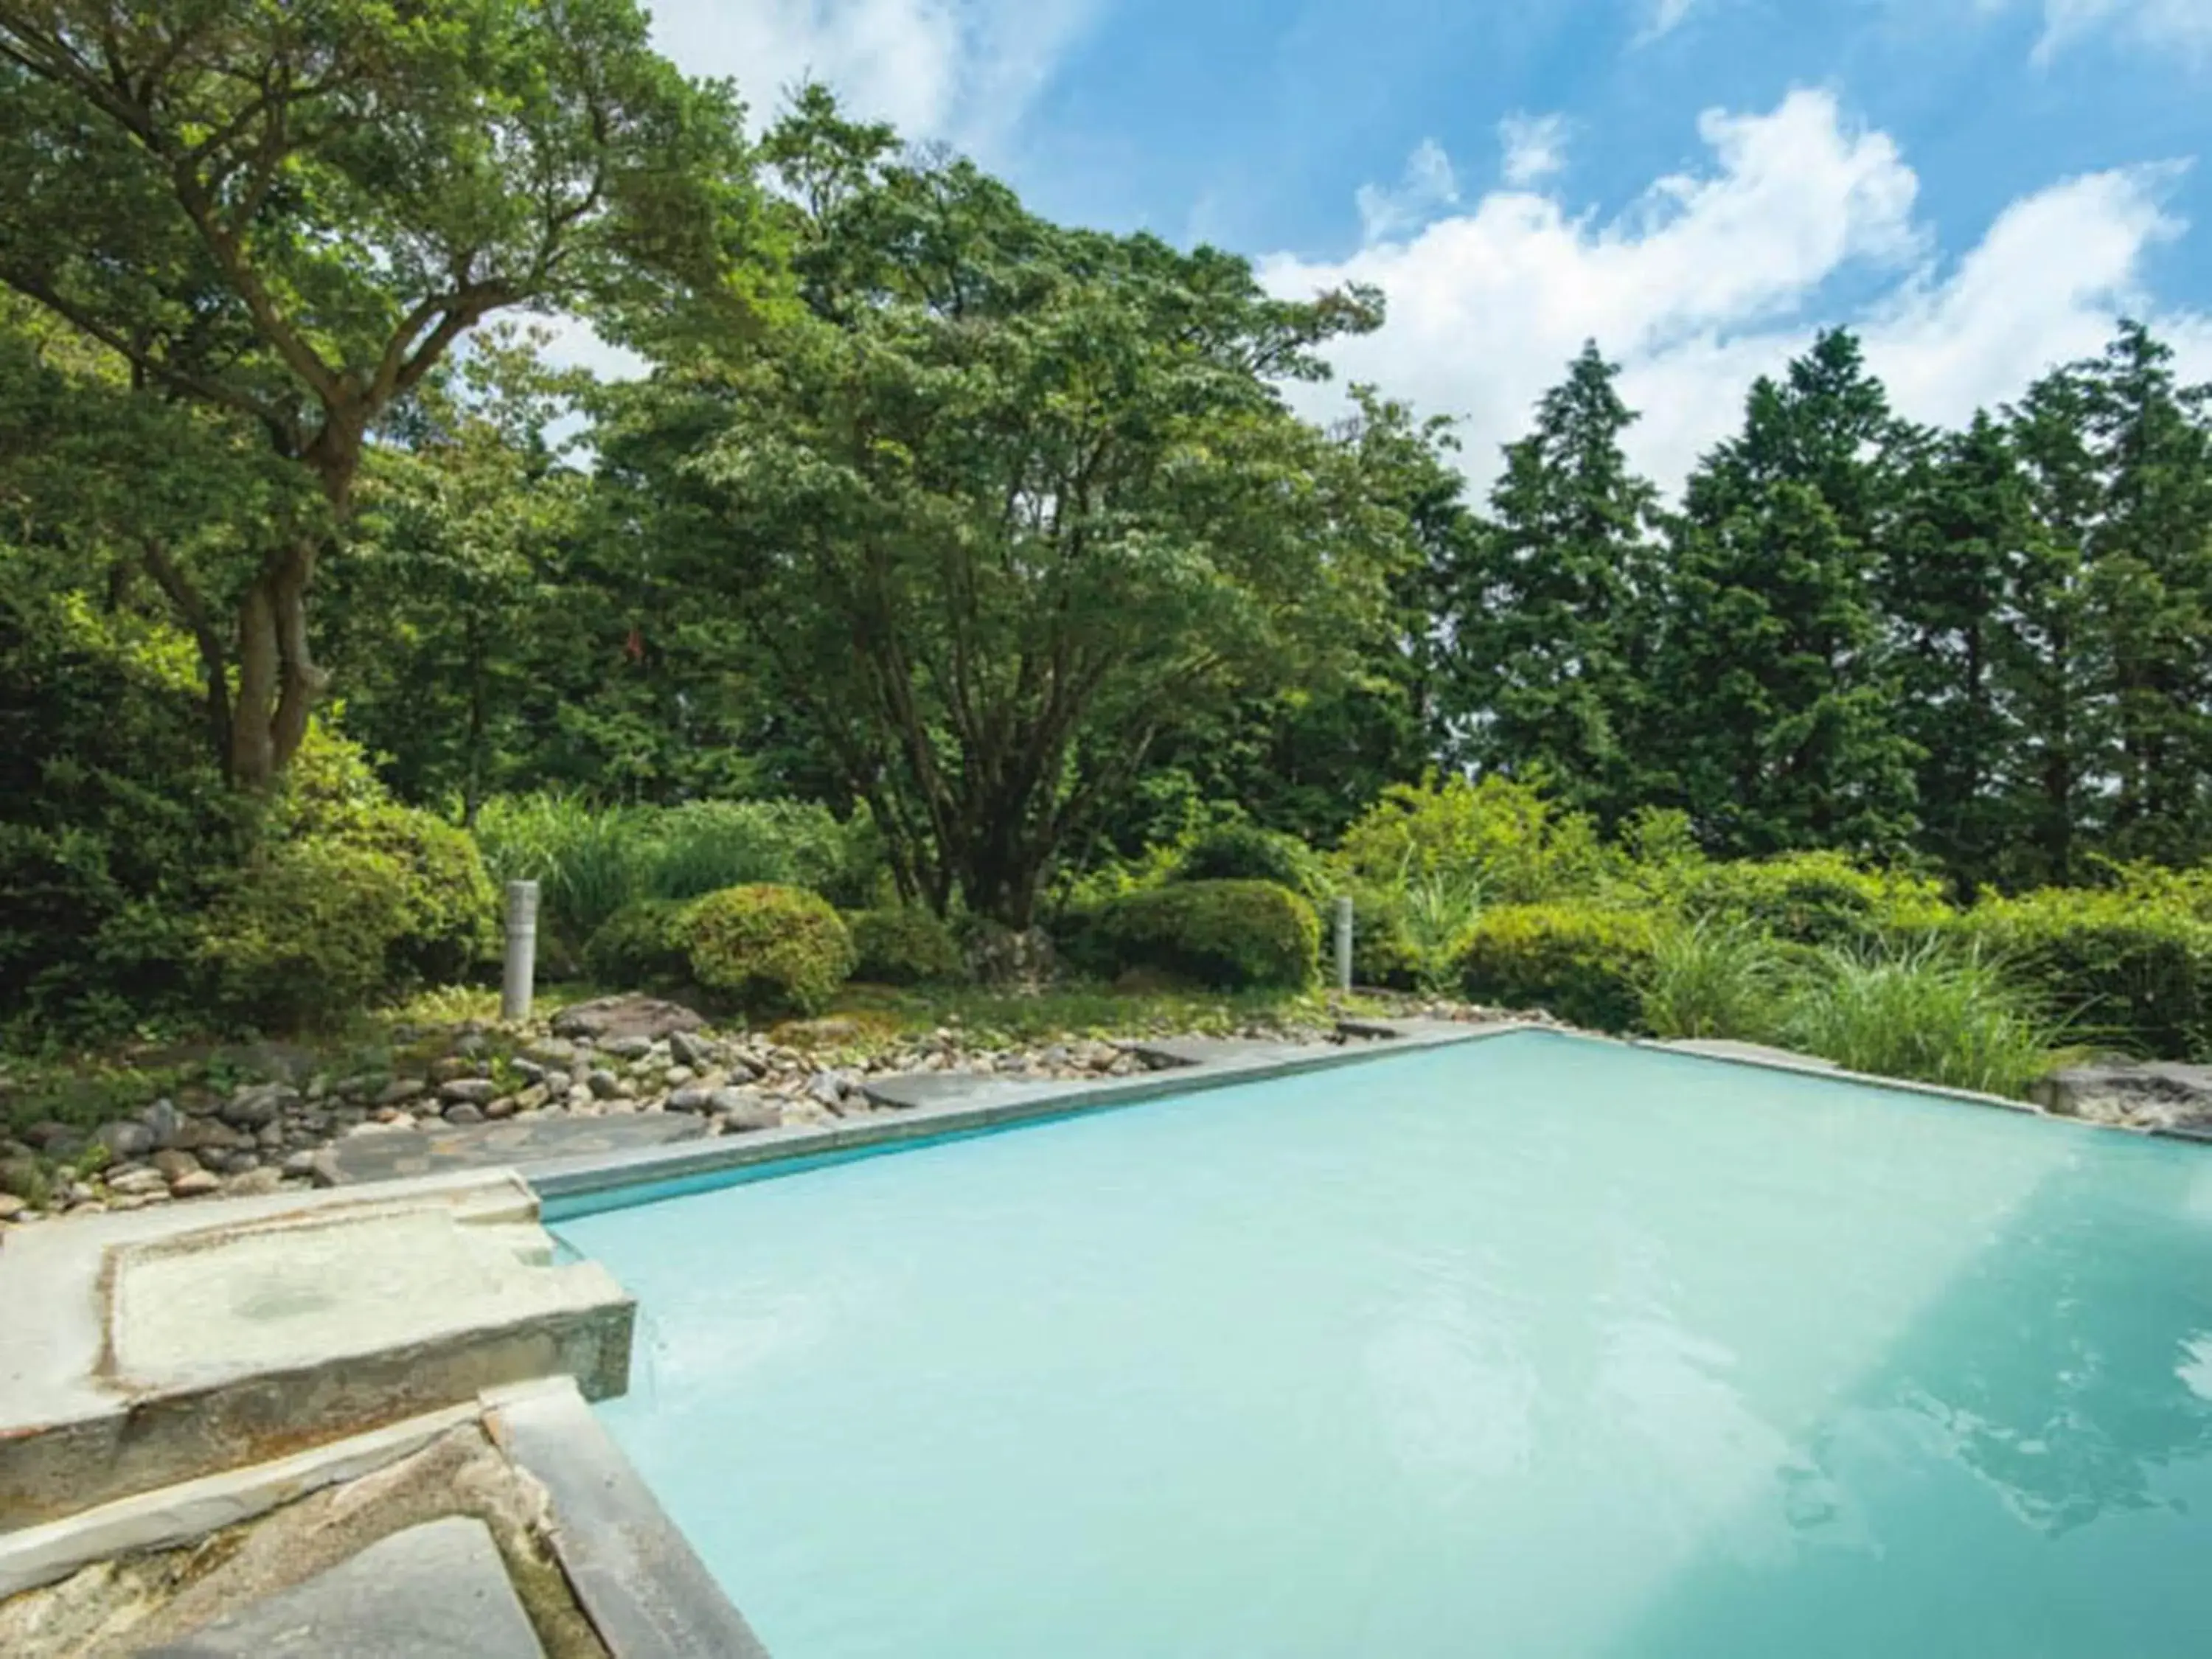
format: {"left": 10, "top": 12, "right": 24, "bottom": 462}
{"left": 556, "top": 1029, "right": 2212, "bottom": 1658}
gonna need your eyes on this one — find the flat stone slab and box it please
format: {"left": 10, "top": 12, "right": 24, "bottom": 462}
{"left": 141, "top": 1516, "right": 544, "bottom": 1658}
{"left": 327, "top": 1113, "right": 708, "bottom": 1186}
{"left": 0, "top": 1172, "right": 632, "bottom": 1528}
{"left": 487, "top": 1380, "right": 770, "bottom": 1658}
{"left": 1653, "top": 1037, "right": 1842, "bottom": 1071}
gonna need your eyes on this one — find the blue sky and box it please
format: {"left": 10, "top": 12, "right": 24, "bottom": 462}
{"left": 620, "top": 0, "right": 2212, "bottom": 487}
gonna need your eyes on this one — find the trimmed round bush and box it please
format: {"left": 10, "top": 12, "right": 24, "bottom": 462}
{"left": 584, "top": 899, "right": 691, "bottom": 988}
{"left": 849, "top": 906, "right": 964, "bottom": 984}
{"left": 1457, "top": 903, "right": 1663, "bottom": 1031}
{"left": 1173, "top": 824, "right": 1328, "bottom": 902}
{"left": 198, "top": 839, "right": 415, "bottom": 1030}
{"left": 676, "top": 883, "right": 856, "bottom": 1016}
{"left": 1088, "top": 880, "right": 1320, "bottom": 990}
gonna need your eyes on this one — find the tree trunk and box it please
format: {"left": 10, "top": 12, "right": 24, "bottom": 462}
{"left": 226, "top": 539, "right": 330, "bottom": 788}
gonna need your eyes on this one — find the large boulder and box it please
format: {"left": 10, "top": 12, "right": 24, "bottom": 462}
{"left": 550, "top": 994, "right": 706, "bottom": 1045}
{"left": 2031, "top": 1060, "right": 2212, "bottom": 1135}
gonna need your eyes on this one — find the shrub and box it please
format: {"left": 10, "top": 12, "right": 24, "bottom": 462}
{"left": 473, "top": 792, "right": 645, "bottom": 948}
{"left": 849, "top": 906, "right": 965, "bottom": 985}
{"left": 1399, "top": 869, "right": 1486, "bottom": 995}
{"left": 1951, "top": 886, "right": 2212, "bottom": 1060}
{"left": 1637, "top": 921, "right": 1790, "bottom": 1041}
{"left": 198, "top": 838, "right": 416, "bottom": 1029}
{"left": 1777, "top": 942, "right": 2060, "bottom": 1098}
{"left": 1173, "top": 824, "right": 1329, "bottom": 902}
{"left": 675, "top": 884, "right": 856, "bottom": 1016}
{"left": 1348, "top": 887, "right": 1424, "bottom": 990}
{"left": 583, "top": 900, "right": 692, "bottom": 989}
{"left": 1661, "top": 850, "right": 1952, "bottom": 947}
{"left": 1457, "top": 903, "right": 1662, "bottom": 1031}
{"left": 1087, "top": 880, "right": 1320, "bottom": 990}
{"left": 1335, "top": 775, "right": 1607, "bottom": 904}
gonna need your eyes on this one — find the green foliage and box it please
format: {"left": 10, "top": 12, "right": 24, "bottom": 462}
{"left": 0, "top": 591, "right": 251, "bottom": 1040}
{"left": 197, "top": 728, "right": 497, "bottom": 1029}
{"left": 582, "top": 900, "right": 692, "bottom": 990}
{"left": 474, "top": 792, "right": 873, "bottom": 954}
{"left": 1777, "top": 942, "right": 2060, "bottom": 1099}
{"left": 1343, "top": 887, "right": 1425, "bottom": 991}
{"left": 1636, "top": 922, "right": 1791, "bottom": 1042}
{"left": 849, "top": 908, "right": 967, "bottom": 986}
{"left": 1654, "top": 850, "right": 1952, "bottom": 947}
{"left": 1398, "top": 870, "right": 1487, "bottom": 995}
{"left": 676, "top": 884, "right": 856, "bottom": 1017}
{"left": 1173, "top": 824, "right": 1329, "bottom": 902}
{"left": 1457, "top": 904, "right": 1661, "bottom": 1032}
{"left": 1335, "top": 775, "right": 1607, "bottom": 904}
{"left": 1951, "top": 886, "right": 2212, "bottom": 1059}
{"left": 1084, "top": 881, "right": 1321, "bottom": 991}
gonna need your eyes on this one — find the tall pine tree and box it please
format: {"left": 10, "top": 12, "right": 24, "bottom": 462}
{"left": 1649, "top": 330, "right": 1919, "bottom": 856}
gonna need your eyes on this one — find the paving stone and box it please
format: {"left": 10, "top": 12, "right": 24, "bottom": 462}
{"left": 140, "top": 1516, "right": 545, "bottom": 1659}
{"left": 324, "top": 1111, "right": 709, "bottom": 1185}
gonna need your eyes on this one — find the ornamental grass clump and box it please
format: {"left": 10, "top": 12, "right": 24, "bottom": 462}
{"left": 1636, "top": 920, "right": 1791, "bottom": 1043}
{"left": 1777, "top": 941, "right": 2061, "bottom": 1099}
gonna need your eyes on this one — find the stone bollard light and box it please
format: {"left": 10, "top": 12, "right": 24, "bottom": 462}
{"left": 1332, "top": 895, "right": 1354, "bottom": 994}
{"left": 503, "top": 880, "right": 540, "bottom": 1023}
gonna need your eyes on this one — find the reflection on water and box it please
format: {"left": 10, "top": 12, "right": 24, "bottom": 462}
{"left": 563, "top": 1033, "right": 2212, "bottom": 1659}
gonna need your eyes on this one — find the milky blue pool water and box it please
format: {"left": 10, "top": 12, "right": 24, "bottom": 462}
{"left": 557, "top": 1031, "right": 2212, "bottom": 1658}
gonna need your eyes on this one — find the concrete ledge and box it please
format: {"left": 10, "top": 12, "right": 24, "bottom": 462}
{"left": 486, "top": 1378, "right": 771, "bottom": 1658}
{"left": 530, "top": 1021, "right": 1527, "bottom": 1211}
{"left": 0, "top": 1172, "right": 633, "bottom": 1530}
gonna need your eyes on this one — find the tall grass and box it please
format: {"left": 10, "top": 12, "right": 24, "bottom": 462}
{"left": 1399, "top": 868, "right": 1485, "bottom": 995}
{"left": 1776, "top": 941, "right": 2062, "bottom": 1098}
{"left": 1638, "top": 921, "right": 1791, "bottom": 1041}
{"left": 473, "top": 793, "right": 870, "bottom": 950}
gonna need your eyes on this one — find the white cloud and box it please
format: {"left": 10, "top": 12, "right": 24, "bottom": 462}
{"left": 1259, "top": 88, "right": 2211, "bottom": 493}
{"left": 1498, "top": 114, "right": 1569, "bottom": 187}
{"left": 1640, "top": 0, "right": 1708, "bottom": 42}
{"left": 1357, "top": 139, "right": 1461, "bottom": 244}
{"left": 2025, "top": 0, "right": 2212, "bottom": 62}
{"left": 644, "top": 0, "right": 1098, "bottom": 154}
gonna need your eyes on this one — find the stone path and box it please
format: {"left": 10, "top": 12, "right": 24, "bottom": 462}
{"left": 140, "top": 1516, "right": 545, "bottom": 1658}
{"left": 324, "top": 1113, "right": 709, "bottom": 1186}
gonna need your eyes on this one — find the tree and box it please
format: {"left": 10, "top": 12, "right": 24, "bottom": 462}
{"left": 1882, "top": 414, "right": 2028, "bottom": 894}
{"left": 605, "top": 94, "right": 1408, "bottom": 924}
{"left": 1649, "top": 331, "right": 1919, "bottom": 856}
{"left": 0, "top": 0, "right": 751, "bottom": 784}
{"left": 1444, "top": 341, "right": 1660, "bottom": 824}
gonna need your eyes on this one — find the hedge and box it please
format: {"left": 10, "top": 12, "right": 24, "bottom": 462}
{"left": 1661, "top": 851, "right": 1952, "bottom": 947}
{"left": 583, "top": 899, "right": 692, "bottom": 989}
{"left": 1950, "top": 887, "right": 2212, "bottom": 1059}
{"left": 1085, "top": 880, "right": 1320, "bottom": 990}
{"left": 1173, "top": 824, "right": 1329, "bottom": 902}
{"left": 675, "top": 883, "right": 856, "bottom": 1017}
{"left": 1457, "top": 903, "right": 1663, "bottom": 1032}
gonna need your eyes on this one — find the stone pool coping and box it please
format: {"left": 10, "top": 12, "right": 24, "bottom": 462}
{"left": 525, "top": 1015, "right": 2208, "bottom": 1217}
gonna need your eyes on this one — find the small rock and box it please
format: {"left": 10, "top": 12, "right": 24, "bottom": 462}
{"left": 334, "top": 1073, "right": 384, "bottom": 1101}
{"left": 513, "top": 1083, "right": 551, "bottom": 1113}
{"left": 22, "top": 1120, "right": 75, "bottom": 1150}
{"left": 106, "top": 1166, "right": 169, "bottom": 1197}
{"left": 429, "top": 1055, "right": 482, "bottom": 1084}
{"left": 667, "top": 1085, "right": 717, "bottom": 1113}
{"left": 483, "top": 1095, "right": 519, "bottom": 1120}
{"left": 375, "top": 1078, "right": 427, "bottom": 1107}
{"left": 281, "top": 1149, "right": 319, "bottom": 1177}
{"left": 510, "top": 1057, "right": 546, "bottom": 1085}
{"left": 220, "top": 1083, "right": 299, "bottom": 1130}
{"left": 142, "top": 1099, "right": 184, "bottom": 1148}
{"left": 588, "top": 1068, "right": 625, "bottom": 1100}
{"left": 439, "top": 1077, "right": 498, "bottom": 1106}
{"left": 668, "top": 1029, "right": 718, "bottom": 1069}
{"left": 526, "top": 1038, "right": 577, "bottom": 1067}
{"left": 153, "top": 1150, "right": 204, "bottom": 1181}
{"left": 0, "top": 1193, "right": 27, "bottom": 1222}
{"left": 168, "top": 1170, "right": 220, "bottom": 1198}
{"left": 663, "top": 1064, "right": 696, "bottom": 1088}
{"left": 257, "top": 1123, "right": 286, "bottom": 1150}
{"left": 174, "top": 1118, "right": 249, "bottom": 1154}
{"left": 604, "top": 1034, "right": 655, "bottom": 1061}
{"left": 308, "top": 1149, "right": 343, "bottom": 1188}
{"left": 443, "top": 1102, "right": 485, "bottom": 1126}
{"left": 807, "top": 1071, "right": 855, "bottom": 1107}
{"left": 455, "top": 1032, "right": 490, "bottom": 1059}
{"left": 96, "top": 1120, "right": 154, "bottom": 1161}
{"left": 224, "top": 1166, "right": 285, "bottom": 1197}
{"left": 566, "top": 1085, "right": 594, "bottom": 1111}
{"left": 714, "top": 1091, "right": 782, "bottom": 1132}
